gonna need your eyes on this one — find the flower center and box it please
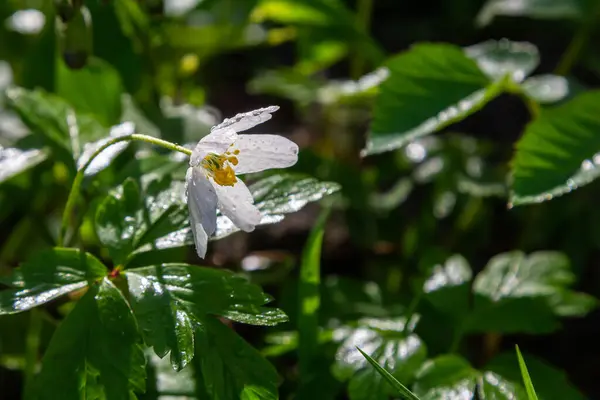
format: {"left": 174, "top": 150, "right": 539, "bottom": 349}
{"left": 201, "top": 150, "right": 240, "bottom": 186}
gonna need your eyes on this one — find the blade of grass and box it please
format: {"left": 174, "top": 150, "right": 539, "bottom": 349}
{"left": 357, "top": 347, "right": 421, "bottom": 400}
{"left": 297, "top": 207, "right": 330, "bottom": 388}
{"left": 516, "top": 345, "right": 539, "bottom": 400}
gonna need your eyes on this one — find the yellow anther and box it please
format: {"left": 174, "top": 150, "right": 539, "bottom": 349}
{"left": 201, "top": 153, "right": 239, "bottom": 186}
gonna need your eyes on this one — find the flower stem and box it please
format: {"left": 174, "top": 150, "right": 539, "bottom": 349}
{"left": 58, "top": 134, "right": 192, "bottom": 247}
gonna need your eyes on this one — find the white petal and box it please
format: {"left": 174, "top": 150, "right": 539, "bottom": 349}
{"left": 190, "top": 128, "right": 237, "bottom": 167}
{"left": 233, "top": 134, "right": 299, "bottom": 174}
{"left": 210, "top": 106, "right": 279, "bottom": 136}
{"left": 186, "top": 167, "right": 218, "bottom": 258}
{"left": 212, "top": 178, "right": 261, "bottom": 232}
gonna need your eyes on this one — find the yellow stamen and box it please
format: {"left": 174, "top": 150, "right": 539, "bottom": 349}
{"left": 201, "top": 153, "right": 239, "bottom": 186}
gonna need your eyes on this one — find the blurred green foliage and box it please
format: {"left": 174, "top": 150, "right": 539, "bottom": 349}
{"left": 2, "top": 0, "right": 600, "bottom": 399}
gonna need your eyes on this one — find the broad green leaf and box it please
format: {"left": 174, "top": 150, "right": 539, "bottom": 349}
{"left": 298, "top": 207, "right": 329, "bottom": 385}
{"left": 476, "top": 0, "right": 586, "bottom": 27}
{"left": 33, "top": 278, "right": 146, "bottom": 400}
{"left": 0, "top": 146, "right": 47, "bottom": 184}
{"left": 357, "top": 347, "right": 421, "bottom": 400}
{"left": 422, "top": 254, "right": 472, "bottom": 318}
{"left": 522, "top": 75, "right": 569, "bottom": 104}
{"left": 510, "top": 91, "right": 600, "bottom": 205}
{"left": 466, "top": 251, "right": 596, "bottom": 333}
{"left": 413, "top": 355, "right": 525, "bottom": 399}
{"left": 147, "top": 173, "right": 341, "bottom": 251}
{"left": 516, "top": 347, "right": 539, "bottom": 400}
{"left": 5, "top": 87, "right": 108, "bottom": 161}
{"left": 364, "top": 43, "right": 496, "bottom": 156}
{"left": 487, "top": 351, "right": 585, "bottom": 400}
{"left": 333, "top": 317, "right": 427, "bottom": 399}
{"left": 0, "top": 248, "right": 107, "bottom": 315}
{"left": 56, "top": 57, "right": 124, "bottom": 126}
{"left": 195, "top": 316, "right": 279, "bottom": 400}
{"left": 76, "top": 121, "right": 133, "bottom": 176}
{"left": 95, "top": 178, "right": 188, "bottom": 265}
{"left": 125, "top": 264, "right": 287, "bottom": 371}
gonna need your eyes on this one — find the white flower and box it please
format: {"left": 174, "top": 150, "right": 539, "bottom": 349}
{"left": 185, "top": 105, "right": 299, "bottom": 258}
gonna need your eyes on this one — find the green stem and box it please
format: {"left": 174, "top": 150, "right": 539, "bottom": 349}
{"left": 24, "top": 309, "right": 42, "bottom": 394}
{"left": 58, "top": 134, "right": 192, "bottom": 247}
{"left": 350, "top": 0, "right": 374, "bottom": 80}
{"left": 555, "top": 3, "right": 600, "bottom": 76}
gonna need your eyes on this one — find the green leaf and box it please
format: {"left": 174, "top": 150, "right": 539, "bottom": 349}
{"left": 516, "top": 346, "right": 539, "bottom": 400}
{"left": 487, "top": 350, "right": 586, "bottom": 400}
{"left": 510, "top": 91, "right": 600, "bottom": 205}
{"left": 364, "top": 43, "right": 497, "bottom": 156}
{"left": 5, "top": 87, "right": 108, "bottom": 162}
{"left": 0, "top": 248, "right": 107, "bottom": 315}
{"left": 195, "top": 316, "right": 279, "bottom": 399}
{"left": 357, "top": 347, "right": 421, "bottom": 400}
{"left": 522, "top": 74, "right": 570, "bottom": 104}
{"left": 333, "top": 317, "right": 427, "bottom": 399}
{"left": 476, "top": 0, "right": 586, "bottom": 27}
{"left": 422, "top": 254, "right": 472, "bottom": 318}
{"left": 297, "top": 208, "right": 329, "bottom": 382}
{"left": 464, "top": 39, "right": 539, "bottom": 82}
{"left": 95, "top": 178, "right": 189, "bottom": 265}
{"left": 467, "top": 251, "right": 596, "bottom": 333}
{"left": 147, "top": 173, "right": 341, "bottom": 251}
{"left": 56, "top": 57, "right": 124, "bottom": 126}
{"left": 33, "top": 278, "right": 146, "bottom": 400}
{"left": 77, "top": 121, "right": 133, "bottom": 176}
{"left": 413, "top": 355, "right": 525, "bottom": 399}
{"left": 125, "top": 263, "right": 287, "bottom": 371}
{"left": 0, "top": 146, "right": 47, "bottom": 184}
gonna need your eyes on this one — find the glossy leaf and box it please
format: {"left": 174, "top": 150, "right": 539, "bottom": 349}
{"left": 95, "top": 178, "right": 188, "bottom": 265}
{"left": 298, "top": 208, "right": 329, "bottom": 381}
{"left": 146, "top": 173, "right": 341, "bottom": 251}
{"left": 333, "top": 317, "right": 427, "bottom": 399}
{"left": 5, "top": 87, "right": 107, "bottom": 161}
{"left": 510, "top": 91, "right": 600, "bottom": 205}
{"left": 364, "top": 43, "right": 495, "bottom": 155}
{"left": 33, "top": 278, "right": 146, "bottom": 399}
{"left": 464, "top": 39, "right": 539, "bottom": 82}
{"left": 487, "top": 350, "right": 585, "bottom": 400}
{"left": 476, "top": 0, "right": 585, "bottom": 27}
{"left": 56, "top": 57, "right": 124, "bottom": 126}
{"left": 467, "top": 251, "right": 596, "bottom": 333}
{"left": 0, "top": 248, "right": 107, "bottom": 315}
{"left": 422, "top": 254, "right": 472, "bottom": 318}
{"left": 0, "top": 146, "right": 47, "bottom": 184}
{"left": 77, "top": 121, "right": 134, "bottom": 176}
{"left": 413, "top": 355, "right": 525, "bottom": 399}
{"left": 195, "top": 316, "right": 279, "bottom": 399}
{"left": 125, "top": 263, "right": 287, "bottom": 370}
{"left": 357, "top": 347, "right": 421, "bottom": 400}
{"left": 522, "top": 74, "right": 570, "bottom": 104}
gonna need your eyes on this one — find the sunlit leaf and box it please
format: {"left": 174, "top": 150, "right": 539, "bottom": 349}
{"left": 487, "top": 351, "right": 585, "bottom": 400}
{"left": 364, "top": 43, "right": 496, "bottom": 156}
{"left": 413, "top": 355, "right": 525, "bottom": 399}
{"left": 464, "top": 39, "right": 539, "bottom": 82}
{"left": 333, "top": 317, "right": 427, "bottom": 399}
{"left": 510, "top": 91, "right": 600, "bottom": 205}
{"left": 195, "top": 316, "right": 279, "bottom": 399}
{"left": 77, "top": 121, "right": 134, "bottom": 176}
{"left": 125, "top": 263, "right": 287, "bottom": 371}
{"left": 0, "top": 248, "right": 107, "bottom": 315}
{"left": 33, "top": 278, "right": 146, "bottom": 399}
{"left": 522, "top": 74, "right": 570, "bottom": 104}
{"left": 422, "top": 255, "right": 472, "bottom": 318}
{"left": 357, "top": 347, "right": 422, "bottom": 400}
{"left": 476, "top": 0, "right": 586, "bottom": 27}
{"left": 467, "top": 251, "right": 596, "bottom": 333}
{"left": 0, "top": 146, "right": 47, "bottom": 184}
